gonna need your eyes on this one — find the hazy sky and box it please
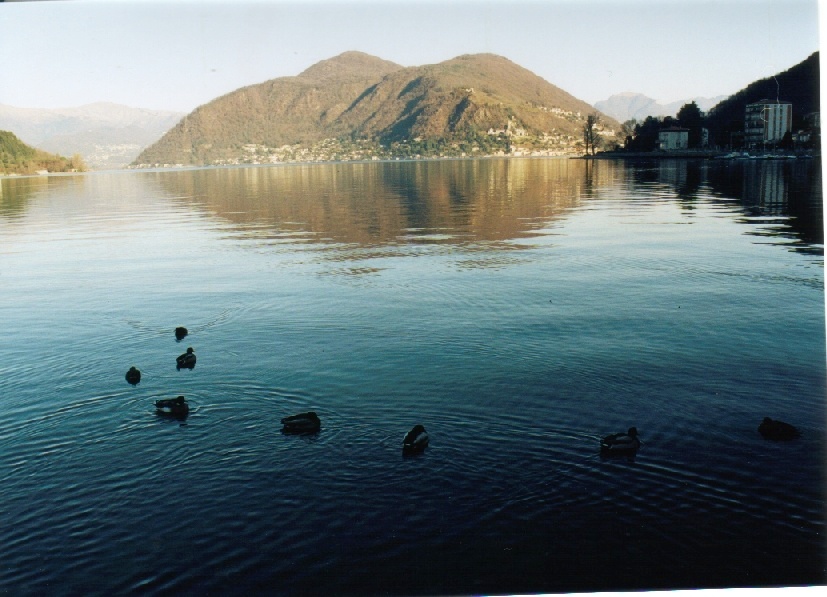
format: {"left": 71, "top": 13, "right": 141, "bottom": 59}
{"left": 0, "top": 0, "right": 821, "bottom": 113}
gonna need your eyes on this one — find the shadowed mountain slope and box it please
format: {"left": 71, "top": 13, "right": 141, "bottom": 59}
{"left": 337, "top": 53, "right": 607, "bottom": 140}
{"left": 705, "top": 52, "right": 819, "bottom": 145}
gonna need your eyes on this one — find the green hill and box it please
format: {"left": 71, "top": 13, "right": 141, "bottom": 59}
{"left": 134, "top": 52, "right": 619, "bottom": 166}
{"left": 1, "top": 130, "right": 86, "bottom": 175}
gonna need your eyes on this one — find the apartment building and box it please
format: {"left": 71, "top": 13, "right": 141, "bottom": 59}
{"left": 744, "top": 100, "right": 792, "bottom": 148}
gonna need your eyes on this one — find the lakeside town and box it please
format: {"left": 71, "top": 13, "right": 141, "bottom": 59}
{"left": 2, "top": 51, "right": 820, "bottom": 175}
{"left": 128, "top": 96, "right": 820, "bottom": 169}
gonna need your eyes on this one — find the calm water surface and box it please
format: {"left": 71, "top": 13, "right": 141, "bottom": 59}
{"left": 1, "top": 158, "right": 824, "bottom": 595}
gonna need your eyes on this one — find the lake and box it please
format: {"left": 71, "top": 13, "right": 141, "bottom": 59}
{"left": 1, "top": 157, "right": 824, "bottom": 595}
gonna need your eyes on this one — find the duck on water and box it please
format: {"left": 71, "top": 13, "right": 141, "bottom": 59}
{"left": 156, "top": 396, "right": 189, "bottom": 419}
{"left": 600, "top": 427, "right": 640, "bottom": 455}
{"left": 281, "top": 411, "right": 321, "bottom": 434}
{"left": 125, "top": 366, "right": 141, "bottom": 385}
{"left": 176, "top": 347, "right": 196, "bottom": 370}
{"left": 402, "top": 424, "right": 429, "bottom": 455}
{"left": 758, "top": 417, "right": 800, "bottom": 440}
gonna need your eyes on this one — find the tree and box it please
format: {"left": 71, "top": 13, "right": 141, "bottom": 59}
{"left": 628, "top": 116, "right": 662, "bottom": 152}
{"left": 677, "top": 101, "right": 704, "bottom": 148}
{"left": 582, "top": 113, "right": 602, "bottom": 156}
{"left": 621, "top": 119, "right": 638, "bottom": 149}
{"left": 69, "top": 153, "right": 87, "bottom": 172}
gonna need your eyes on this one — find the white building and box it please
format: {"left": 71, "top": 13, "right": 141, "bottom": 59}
{"left": 658, "top": 128, "right": 689, "bottom": 151}
{"left": 744, "top": 100, "right": 792, "bottom": 148}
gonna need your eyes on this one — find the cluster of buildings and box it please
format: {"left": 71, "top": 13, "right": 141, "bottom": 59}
{"left": 656, "top": 100, "right": 819, "bottom": 152}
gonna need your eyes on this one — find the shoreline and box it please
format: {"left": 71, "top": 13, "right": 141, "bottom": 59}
{"left": 574, "top": 150, "right": 820, "bottom": 160}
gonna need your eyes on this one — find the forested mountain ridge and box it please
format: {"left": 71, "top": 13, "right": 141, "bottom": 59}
{"left": 135, "top": 52, "right": 405, "bottom": 165}
{"left": 134, "top": 52, "right": 619, "bottom": 166}
{"left": 0, "top": 130, "right": 86, "bottom": 175}
{"left": 705, "top": 52, "right": 819, "bottom": 145}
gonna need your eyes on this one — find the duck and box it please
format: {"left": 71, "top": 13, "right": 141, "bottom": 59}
{"left": 758, "top": 417, "right": 800, "bottom": 441}
{"left": 176, "top": 347, "right": 196, "bottom": 370}
{"left": 281, "top": 411, "right": 321, "bottom": 434}
{"left": 156, "top": 395, "right": 189, "bottom": 419}
{"left": 402, "top": 424, "right": 429, "bottom": 454}
{"left": 175, "top": 326, "right": 188, "bottom": 341}
{"left": 125, "top": 366, "right": 141, "bottom": 385}
{"left": 600, "top": 427, "right": 640, "bottom": 454}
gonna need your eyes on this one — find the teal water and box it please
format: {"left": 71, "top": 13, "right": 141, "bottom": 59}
{"left": 0, "top": 158, "right": 824, "bottom": 595}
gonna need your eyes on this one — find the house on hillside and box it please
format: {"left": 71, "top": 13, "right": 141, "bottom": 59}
{"left": 744, "top": 100, "right": 792, "bottom": 149}
{"left": 658, "top": 127, "right": 689, "bottom": 151}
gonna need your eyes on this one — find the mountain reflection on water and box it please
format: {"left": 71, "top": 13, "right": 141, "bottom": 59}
{"left": 141, "top": 157, "right": 823, "bottom": 254}
{"left": 0, "top": 174, "right": 77, "bottom": 220}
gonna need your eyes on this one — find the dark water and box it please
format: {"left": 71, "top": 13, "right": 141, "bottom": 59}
{"left": 1, "top": 158, "right": 824, "bottom": 595}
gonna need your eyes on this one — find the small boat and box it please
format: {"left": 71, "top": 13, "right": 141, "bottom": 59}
{"left": 156, "top": 395, "right": 189, "bottom": 418}
{"left": 402, "top": 424, "right": 429, "bottom": 454}
{"left": 175, "top": 327, "right": 188, "bottom": 341}
{"left": 600, "top": 427, "right": 640, "bottom": 455}
{"left": 758, "top": 417, "right": 800, "bottom": 441}
{"left": 125, "top": 366, "right": 141, "bottom": 385}
{"left": 281, "top": 411, "right": 321, "bottom": 434}
{"left": 176, "top": 347, "right": 196, "bottom": 370}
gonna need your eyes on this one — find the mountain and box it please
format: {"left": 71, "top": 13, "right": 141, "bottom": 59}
{"left": 0, "top": 102, "right": 184, "bottom": 169}
{"left": 1, "top": 130, "right": 86, "bottom": 175}
{"left": 134, "top": 52, "right": 619, "bottom": 166}
{"left": 594, "top": 92, "right": 728, "bottom": 123}
{"left": 135, "top": 52, "right": 404, "bottom": 166}
{"left": 704, "top": 52, "right": 819, "bottom": 146}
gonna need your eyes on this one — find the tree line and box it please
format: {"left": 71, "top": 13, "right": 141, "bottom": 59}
{"left": 1, "top": 130, "right": 87, "bottom": 175}
{"left": 605, "top": 52, "right": 820, "bottom": 153}
{"left": 622, "top": 101, "right": 705, "bottom": 151}
{"left": 580, "top": 103, "right": 707, "bottom": 156}
{"left": 583, "top": 96, "right": 819, "bottom": 155}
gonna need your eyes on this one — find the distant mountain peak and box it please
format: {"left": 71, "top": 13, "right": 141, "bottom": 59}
{"left": 615, "top": 91, "right": 652, "bottom": 98}
{"left": 594, "top": 92, "right": 728, "bottom": 122}
{"left": 298, "top": 51, "right": 403, "bottom": 82}
{"left": 450, "top": 53, "right": 515, "bottom": 63}
{"left": 0, "top": 102, "right": 184, "bottom": 169}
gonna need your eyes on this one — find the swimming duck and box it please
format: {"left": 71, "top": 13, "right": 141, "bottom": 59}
{"left": 758, "top": 417, "right": 800, "bottom": 441}
{"left": 402, "top": 424, "right": 429, "bottom": 454}
{"left": 175, "top": 327, "right": 188, "bottom": 341}
{"left": 176, "top": 347, "right": 196, "bottom": 369}
{"left": 156, "top": 395, "right": 189, "bottom": 419}
{"left": 281, "top": 411, "right": 321, "bottom": 434}
{"left": 125, "top": 366, "right": 141, "bottom": 385}
{"left": 600, "top": 427, "right": 640, "bottom": 454}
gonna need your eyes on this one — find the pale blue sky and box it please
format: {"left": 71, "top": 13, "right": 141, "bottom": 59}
{"left": 0, "top": 0, "right": 821, "bottom": 113}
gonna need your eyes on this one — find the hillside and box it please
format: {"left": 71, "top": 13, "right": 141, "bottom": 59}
{"left": 0, "top": 102, "right": 184, "bottom": 170}
{"left": 0, "top": 130, "right": 86, "bottom": 175}
{"left": 135, "top": 52, "right": 404, "bottom": 165}
{"left": 134, "top": 52, "right": 619, "bottom": 166}
{"left": 705, "top": 52, "right": 819, "bottom": 146}
{"left": 594, "top": 92, "right": 728, "bottom": 123}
